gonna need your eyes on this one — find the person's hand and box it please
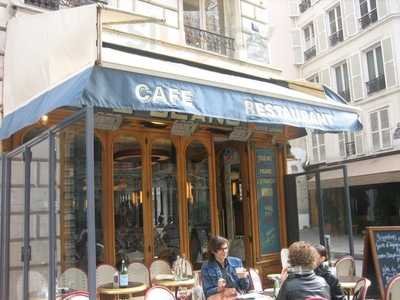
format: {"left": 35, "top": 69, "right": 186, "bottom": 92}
{"left": 235, "top": 267, "right": 248, "bottom": 279}
{"left": 222, "top": 288, "right": 237, "bottom": 299}
{"left": 280, "top": 267, "right": 288, "bottom": 283}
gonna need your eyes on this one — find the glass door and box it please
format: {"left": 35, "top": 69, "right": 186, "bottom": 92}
{"left": 215, "top": 142, "right": 251, "bottom": 264}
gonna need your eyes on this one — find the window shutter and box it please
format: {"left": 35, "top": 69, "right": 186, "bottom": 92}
{"left": 320, "top": 68, "right": 331, "bottom": 88}
{"left": 289, "top": 0, "right": 300, "bottom": 17}
{"left": 355, "top": 131, "right": 364, "bottom": 154}
{"left": 291, "top": 29, "right": 304, "bottom": 65}
{"left": 381, "top": 38, "right": 397, "bottom": 88}
{"left": 349, "top": 53, "right": 363, "bottom": 100}
{"left": 342, "top": 0, "right": 357, "bottom": 37}
{"left": 316, "top": 15, "right": 328, "bottom": 52}
{"left": 377, "top": 0, "right": 389, "bottom": 19}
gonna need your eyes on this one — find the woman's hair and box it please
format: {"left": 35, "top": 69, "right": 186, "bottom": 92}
{"left": 288, "top": 241, "right": 318, "bottom": 269}
{"left": 207, "top": 235, "right": 229, "bottom": 260}
{"left": 314, "top": 244, "right": 327, "bottom": 258}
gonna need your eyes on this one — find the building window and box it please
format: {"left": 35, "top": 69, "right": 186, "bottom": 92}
{"left": 359, "top": 0, "right": 377, "bottom": 29}
{"left": 365, "top": 45, "right": 386, "bottom": 94}
{"left": 335, "top": 62, "right": 351, "bottom": 101}
{"left": 370, "top": 108, "right": 391, "bottom": 151}
{"left": 311, "top": 132, "right": 326, "bottom": 162}
{"left": 328, "top": 5, "right": 343, "bottom": 47}
{"left": 303, "top": 22, "right": 316, "bottom": 61}
{"left": 307, "top": 73, "right": 320, "bottom": 83}
{"left": 338, "top": 131, "right": 363, "bottom": 157}
{"left": 299, "top": 0, "right": 311, "bottom": 13}
{"left": 183, "top": 0, "right": 234, "bottom": 56}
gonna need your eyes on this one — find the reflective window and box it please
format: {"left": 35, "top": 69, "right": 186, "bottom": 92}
{"left": 113, "top": 136, "right": 144, "bottom": 264}
{"left": 186, "top": 141, "right": 211, "bottom": 268}
{"left": 152, "top": 139, "right": 179, "bottom": 265}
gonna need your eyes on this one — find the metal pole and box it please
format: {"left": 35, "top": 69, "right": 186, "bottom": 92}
{"left": 1, "top": 157, "right": 11, "bottom": 300}
{"left": 86, "top": 106, "right": 97, "bottom": 300}
{"left": 343, "top": 165, "right": 354, "bottom": 257}
{"left": 315, "top": 171, "right": 325, "bottom": 245}
{"left": 0, "top": 154, "right": 6, "bottom": 300}
{"left": 48, "top": 133, "right": 57, "bottom": 300}
{"left": 23, "top": 148, "right": 32, "bottom": 300}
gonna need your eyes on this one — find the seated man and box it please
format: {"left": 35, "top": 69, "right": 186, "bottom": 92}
{"left": 277, "top": 241, "right": 330, "bottom": 300}
{"left": 314, "top": 244, "right": 345, "bottom": 300}
{"left": 201, "top": 236, "right": 249, "bottom": 299}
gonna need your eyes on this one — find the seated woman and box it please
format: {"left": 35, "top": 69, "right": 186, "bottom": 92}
{"left": 277, "top": 241, "right": 330, "bottom": 300}
{"left": 201, "top": 236, "right": 249, "bottom": 299}
{"left": 314, "top": 244, "right": 345, "bottom": 300}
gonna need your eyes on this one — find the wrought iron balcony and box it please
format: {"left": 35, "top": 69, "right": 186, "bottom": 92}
{"left": 359, "top": 9, "right": 378, "bottom": 29}
{"left": 338, "top": 89, "right": 351, "bottom": 102}
{"left": 24, "top": 0, "right": 93, "bottom": 10}
{"left": 329, "top": 29, "right": 343, "bottom": 47}
{"left": 366, "top": 74, "right": 386, "bottom": 94}
{"left": 299, "top": 0, "right": 311, "bottom": 13}
{"left": 304, "top": 45, "right": 316, "bottom": 61}
{"left": 345, "top": 141, "right": 356, "bottom": 156}
{"left": 184, "top": 25, "right": 235, "bottom": 57}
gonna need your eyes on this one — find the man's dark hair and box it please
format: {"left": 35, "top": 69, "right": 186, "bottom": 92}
{"left": 207, "top": 235, "right": 229, "bottom": 260}
{"left": 315, "top": 244, "right": 327, "bottom": 258}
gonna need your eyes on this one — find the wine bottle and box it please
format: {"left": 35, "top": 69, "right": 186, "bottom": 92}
{"left": 119, "top": 259, "right": 129, "bottom": 288}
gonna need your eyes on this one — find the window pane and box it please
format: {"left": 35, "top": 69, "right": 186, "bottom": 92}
{"left": 370, "top": 0, "right": 376, "bottom": 10}
{"left": 319, "top": 145, "right": 326, "bottom": 161}
{"left": 343, "top": 63, "right": 350, "bottom": 92}
{"left": 381, "top": 130, "right": 391, "bottom": 148}
{"left": 336, "top": 6, "right": 342, "bottom": 29}
{"left": 380, "top": 109, "right": 389, "bottom": 129}
{"left": 372, "top": 132, "right": 380, "bottom": 150}
{"left": 366, "top": 50, "right": 376, "bottom": 79}
{"left": 329, "top": 10, "right": 336, "bottom": 33}
{"left": 152, "top": 139, "right": 179, "bottom": 264}
{"left": 359, "top": 0, "right": 369, "bottom": 16}
{"left": 187, "top": 141, "right": 211, "bottom": 268}
{"left": 113, "top": 136, "right": 144, "bottom": 264}
{"left": 335, "top": 65, "right": 344, "bottom": 92}
{"left": 375, "top": 46, "right": 384, "bottom": 76}
{"left": 370, "top": 112, "right": 379, "bottom": 131}
{"left": 311, "top": 133, "right": 317, "bottom": 146}
{"left": 313, "top": 148, "right": 319, "bottom": 161}
{"left": 183, "top": 0, "right": 200, "bottom": 28}
{"left": 319, "top": 133, "right": 325, "bottom": 144}
{"left": 206, "top": 0, "right": 225, "bottom": 34}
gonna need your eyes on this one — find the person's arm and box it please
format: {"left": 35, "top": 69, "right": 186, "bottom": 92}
{"left": 201, "top": 264, "right": 220, "bottom": 298}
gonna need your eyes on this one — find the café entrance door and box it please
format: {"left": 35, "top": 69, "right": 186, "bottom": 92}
{"left": 215, "top": 142, "right": 253, "bottom": 265}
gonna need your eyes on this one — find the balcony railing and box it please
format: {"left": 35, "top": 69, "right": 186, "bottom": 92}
{"left": 366, "top": 74, "right": 386, "bottom": 94}
{"left": 299, "top": 0, "right": 311, "bottom": 13}
{"left": 329, "top": 29, "right": 343, "bottom": 47}
{"left": 359, "top": 9, "right": 378, "bottom": 29}
{"left": 184, "top": 25, "right": 235, "bottom": 57}
{"left": 304, "top": 45, "right": 316, "bottom": 61}
{"left": 338, "top": 89, "right": 351, "bottom": 102}
{"left": 24, "top": 0, "right": 92, "bottom": 10}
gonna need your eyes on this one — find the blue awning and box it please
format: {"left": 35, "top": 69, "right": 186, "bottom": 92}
{"left": 0, "top": 66, "right": 362, "bottom": 140}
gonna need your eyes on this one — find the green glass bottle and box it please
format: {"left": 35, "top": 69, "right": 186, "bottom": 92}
{"left": 119, "top": 259, "right": 129, "bottom": 288}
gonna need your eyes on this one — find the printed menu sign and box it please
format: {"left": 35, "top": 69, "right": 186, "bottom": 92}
{"left": 255, "top": 148, "right": 280, "bottom": 255}
{"left": 362, "top": 226, "right": 400, "bottom": 299}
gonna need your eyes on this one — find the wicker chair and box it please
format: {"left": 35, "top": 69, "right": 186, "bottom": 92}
{"left": 59, "top": 267, "right": 88, "bottom": 291}
{"left": 352, "top": 278, "right": 371, "bottom": 300}
{"left": 63, "top": 291, "right": 90, "bottom": 300}
{"left": 96, "top": 264, "right": 117, "bottom": 288}
{"left": 385, "top": 274, "right": 400, "bottom": 300}
{"left": 149, "top": 259, "right": 171, "bottom": 281}
{"left": 128, "top": 262, "right": 150, "bottom": 300}
{"left": 335, "top": 255, "right": 355, "bottom": 277}
{"left": 145, "top": 286, "right": 175, "bottom": 300}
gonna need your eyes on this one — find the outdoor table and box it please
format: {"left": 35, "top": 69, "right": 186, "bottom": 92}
{"left": 338, "top": 276, "right": 361, "bottom": 300}
{"left": 97, "top": 281, "right": 147, "bottom": 300}
{"left": 266, "top": 274, "right": 281, "bottom": 281}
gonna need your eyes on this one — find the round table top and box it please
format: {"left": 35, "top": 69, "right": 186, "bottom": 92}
{"left": 266, "top": 273, "right": 281, "bottom": 280}
{"left": 97, "top": 282, "right": 147, "bottom": 295}
{"left": 339, "top": 276, "right": 361, "bottom": 289}
{"left": 152, "top": 277, "right": 195, "bottom": 288}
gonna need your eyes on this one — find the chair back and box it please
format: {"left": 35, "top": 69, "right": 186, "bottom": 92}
{"left": 96, "top": 264, "right": 117, "bottom": 288}
{"left": 385, "top": 274, "right": 400, "bottom": 300}
{"left": 128, "top": 262, "right": 150, "bottom": 287}
{"left": 248, "top": 268, "right": 263, "bottom": 293}
{"left": 174, "top": 257, "right": 193, "bottom": 276}
{"left": 149, "top": 259, "right": 171, "bottom": 280}
{"left": 63, "top": 291, "right": 90, "bottom": 300}
{"left": 335, "top": 255, "right": 355, "bottom": 277}
{"left": 280, "top": 248, "right": 289, "bottom": 269}
{"left": 353, "top": 278, "right": 371, "bottom": 300}
{"left": 145, "top": 286, "right": 175, "bottom": 300}
{"left": 16, "top": 270, "right": 48, "bottom": 300}
{"left": 59, "top": 267, "right": 88, "bottom": 291}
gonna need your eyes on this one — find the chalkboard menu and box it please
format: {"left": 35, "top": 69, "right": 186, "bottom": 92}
{"left": 362, "top": 226, "right": 400, "bottom": 299}
{"left": 255, "top": 148, "right": 280, "bottom": 255}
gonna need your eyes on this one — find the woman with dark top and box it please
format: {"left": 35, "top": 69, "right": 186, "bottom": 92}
{"left": 314, "top": 244, "right": 345, "bottom": 300}
{"left": 201, "top": 236, "right": 250, "bottom": 299}
{"left": 277, "top": 241, "right": 330, "bottom": 300}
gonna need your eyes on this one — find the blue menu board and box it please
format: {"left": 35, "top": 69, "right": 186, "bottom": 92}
{"left": 255, "top": 148, "right": 281, "bottom": 255}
